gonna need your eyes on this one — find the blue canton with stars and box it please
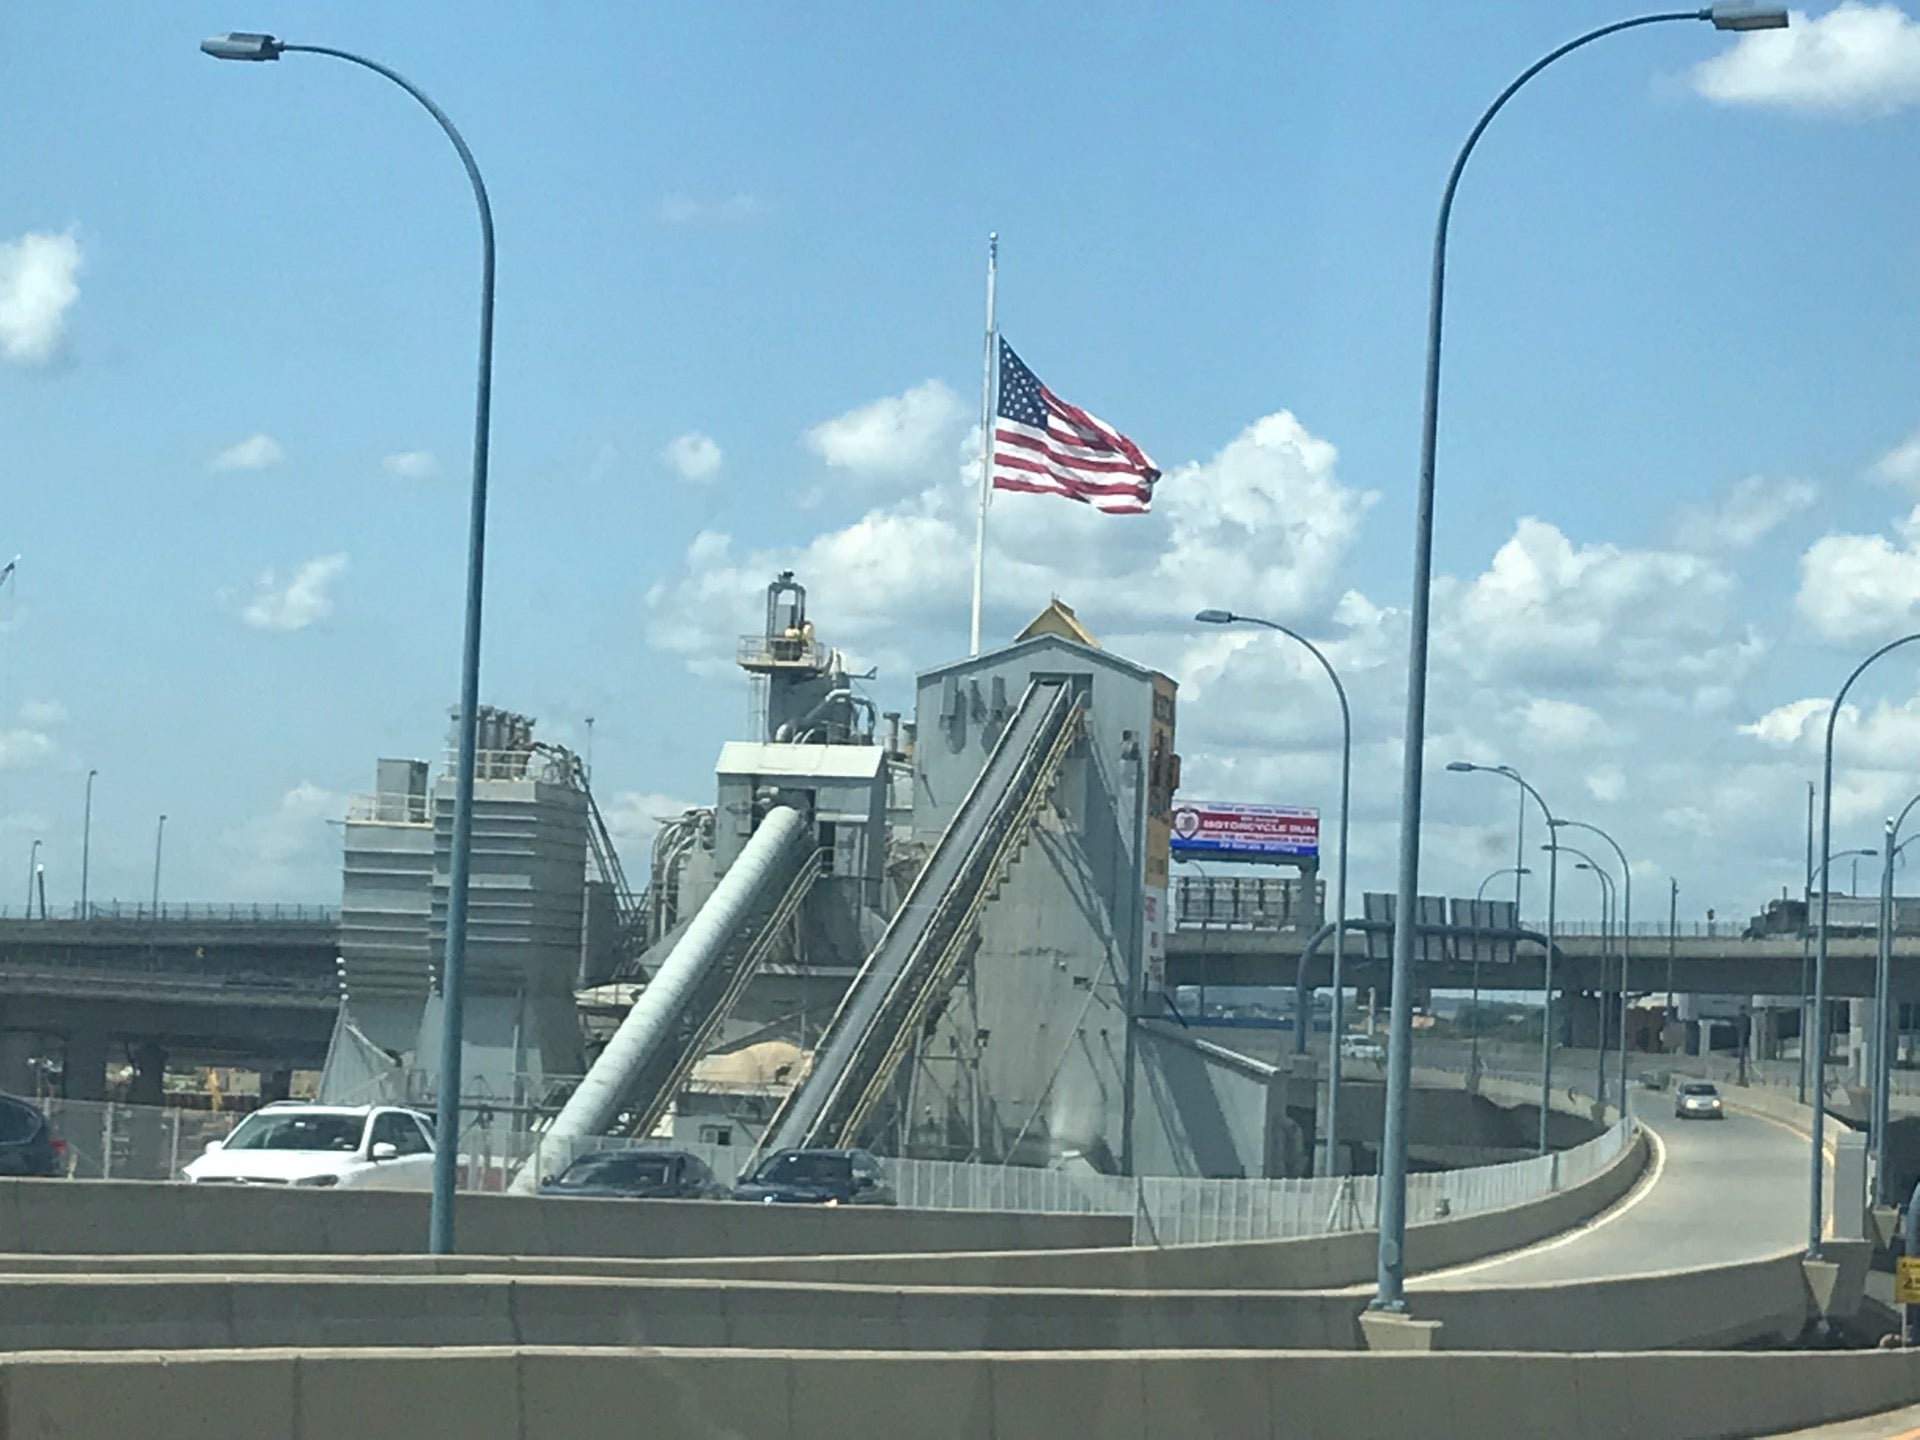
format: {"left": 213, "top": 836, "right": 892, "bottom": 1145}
{"left": 997, "top": 339, "right": 1047, "bottom": 427}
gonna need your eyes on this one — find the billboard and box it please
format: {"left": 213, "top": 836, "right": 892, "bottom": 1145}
{"left": 1169, "top": 801, "right": 1319, "bottom": 861}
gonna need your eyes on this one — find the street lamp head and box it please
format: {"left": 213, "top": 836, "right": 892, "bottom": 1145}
{"left": 1445, "top": 761, "right": 1477, "bottom": 773}
{"left": 1705, "top": 3, "right": 1791, "bottom": 30}
{"left": 201, "top": 32, "right": 284, "bottom": 61}
{"left": 1193, "top": 609, "right": 1236, "bottom": 625}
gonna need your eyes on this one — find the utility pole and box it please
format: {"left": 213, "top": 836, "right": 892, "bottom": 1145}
{"left": 1667, "top": 878, "right": 1678, "bottom": 1049}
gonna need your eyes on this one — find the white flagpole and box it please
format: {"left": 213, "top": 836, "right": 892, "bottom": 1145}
{"left": 968, "top": 231, "right": 998, "bottom": 657}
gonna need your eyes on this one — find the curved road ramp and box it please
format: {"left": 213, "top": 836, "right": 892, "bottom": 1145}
{"left": 0, "top": 1087, "right": 1907, "bottom": 1435}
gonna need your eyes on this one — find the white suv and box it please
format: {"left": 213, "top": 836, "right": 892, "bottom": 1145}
{"left": 182, "top": 1103, "right": 436, "bottom": 1190}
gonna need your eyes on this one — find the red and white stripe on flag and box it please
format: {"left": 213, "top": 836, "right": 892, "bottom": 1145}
{"left": 991, "top": 339, "right": 1160, "bottom": 515}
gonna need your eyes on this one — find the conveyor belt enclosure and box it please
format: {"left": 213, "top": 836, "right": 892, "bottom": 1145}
{"left": 510, "top": 804, "right": 814, "bottom": 1188}
{"left": 760, "top": 678, "right": 1082, "bottom": 1154}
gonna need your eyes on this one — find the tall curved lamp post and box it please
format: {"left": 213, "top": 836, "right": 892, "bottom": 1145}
{"left": 1448, "top": 763, "right": 1559, "bottom": 1152}
{"left": 1875, "top": 797, "right": 1920, "bottom": 1202}
{"left": 203, "top": 31, "right": 497, "bottom": 1256}
{"left": 1549, "top": 842, "right": 1612, "bottom": 1106}
{"left": 1471, "top": 865, "right": 1530, "bottom": 1078}
{"left": 1195, "top": 609, "right": 1350, "bottom": 1175}
{"left": 1378, "top": 0, "right": 1787, "bottom": 1314}
{"left": 1809, "top": 632, "right": 1920, "bottom": 1258}
{"left": 1554, "top": 819, "right": 1633, "bottom": 1118}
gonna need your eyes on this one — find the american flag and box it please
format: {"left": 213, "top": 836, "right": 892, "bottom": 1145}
{"left": 991, "top": 339, "right": 1159, "bottom": 515}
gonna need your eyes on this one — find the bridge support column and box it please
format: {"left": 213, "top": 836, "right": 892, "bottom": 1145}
{"left": 0, "top": 1031, "right": 41, "bottom": 1096}
{"left": 61, "top": 1029, "right": 108, "bottom": 1103}
{"left": 125, "top": 1041, "right": 167, "bottom": 1178}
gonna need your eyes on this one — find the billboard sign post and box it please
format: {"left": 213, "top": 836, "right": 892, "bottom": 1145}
{"left": 1170, "top": 801, "right": 1319, "bottom": 862}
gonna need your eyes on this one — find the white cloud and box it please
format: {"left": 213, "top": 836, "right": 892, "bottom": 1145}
{"left": 659, "top": 192, "right": 761, "bottom": 225}
{"left": 662, "top": 431, "right": 723, "bottom": 483}
{"left": 1436, "top": 517, "right": 1758, "bottom": 701}
{"left": 382, "top": 450, "right": 438, "bottom": 481}
{"left": 1674, "top": 474, "right": 1817, "bottom": 551}
{"left": 1741, "top": 695, "right": 1828, "bottom": 747}
{"left": 0, "top": 728, "right": 55, "bottom": 770}
{"left": 212, "top": 433, "right": 287, "bottom": 473}
{"left": 220, "top": 781, "right": 346, "bottom": 898}
{"left": 1795, "top": 511, "right": 1920, "bottom": 640}
{"left": 1873, "top": 431, "right": 1920, "bottom": 488}
{"left": 600, "top": 791, "right": 702, "bottom": 857}
{"left": 1586, "top": 766, "right": 1627, "bottom": 804}
{"left": 1691, "top": 3, "right": 1920, "bottom": 114}
{"left": 1519, "top": 697, "right": 1608, "bottom": 751}
{"left": 0, "top": 229, "right": 81, "bottom": 367}
{"left": 803, "top": 381, "right": 968, "bottom": 482}
{"left": 241, "top": 553, "right": 348, "bottom": 632}
{"left": 16, "top": 699, "right": 65, "bottom": 728}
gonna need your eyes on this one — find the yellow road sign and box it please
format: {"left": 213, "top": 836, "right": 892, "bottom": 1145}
{"left": 1894, "top": 1255, "right": 1920, "bottom": 1305}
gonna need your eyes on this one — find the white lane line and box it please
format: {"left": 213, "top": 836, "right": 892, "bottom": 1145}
{"left": 1412, "top": 1123, "right": 1670, "bottom": 1283}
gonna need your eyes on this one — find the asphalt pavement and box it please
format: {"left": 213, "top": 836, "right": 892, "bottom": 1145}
{"left": 1411, "top": 1101, "right": 1810, "bottom": 1288}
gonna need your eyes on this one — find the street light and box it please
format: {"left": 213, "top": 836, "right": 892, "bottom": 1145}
{"left": 1551, "top": 844, "right": 1614, "bottom": 1108}
{"left": 151, "top": 815, "right": 166, "bottom": 915}
{"left": 1380, "top": 0, "right": 1786, "bottom": 1315}
{"left": 1471, "top": 865, "right": 1531, "bottom": 1078}
{"left": 1195, "top": 608, "right": 1351, "bottom": 1177}
{"left": 1874, "top": 793, "right": 1920, "bottom": 1205}
{"left": 1554, "top": 818, "right": 1634, "bottom": 1120}
{"left": 24, "top": 839, "right": 40, "bottom": 915}
{"left": 1808, "top": 632, "right": 1920, "bottom": 1259}
{"left": 80, "top": 769, "right": 97, "bottom": 919}
{"left": 203, "top": 31, "right": 497, "bottom": 1257}
{"left": 1448, "top": 762, "right": 1559, "bottom": 1154}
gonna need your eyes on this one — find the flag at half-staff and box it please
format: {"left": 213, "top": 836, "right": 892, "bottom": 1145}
{"left": 990, "top": 338, "right": 1160, "bottom": 515}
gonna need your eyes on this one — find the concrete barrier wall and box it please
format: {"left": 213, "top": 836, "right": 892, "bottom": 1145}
{"left": 7, "top": 1344, "right": 1920, "bottom": 1440}
{"left": 0, "top": 1180, "right": 1129, "bottom": 1258}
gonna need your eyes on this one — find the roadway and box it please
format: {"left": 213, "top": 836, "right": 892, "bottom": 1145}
{"left": 1413, "top": 1101, "right": 1809, "bottom": 1288}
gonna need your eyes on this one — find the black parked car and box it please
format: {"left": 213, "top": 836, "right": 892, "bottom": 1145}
{"left": 0, "top": 1095, "right": 64, "bottom": 1178}
{"left": 538, "top": 1148, "right": 726, "bottom": 1200}
{"left": 732, "top": 1147, "right": 894, "bottom": 1206}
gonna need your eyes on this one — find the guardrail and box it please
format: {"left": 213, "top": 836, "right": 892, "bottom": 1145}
{"left": 38, "top": 1092, "right": 1634, "bottom": 1249}
{"left": 0, "top": 902, "right": 339, "bottom": 925}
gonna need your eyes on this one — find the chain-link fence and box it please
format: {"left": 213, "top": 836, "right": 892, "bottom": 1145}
{"left": 27, "top": 1096, "right": 1634, "bottom": 1249}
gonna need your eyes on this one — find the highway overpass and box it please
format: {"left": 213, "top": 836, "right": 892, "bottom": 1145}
{"left": 1168, "top": 926, "right": 1912, "bottom": 998}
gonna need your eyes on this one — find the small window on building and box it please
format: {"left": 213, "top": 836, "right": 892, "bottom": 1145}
{"left": 700, "top": 1125, "right": 733, "bottom": 1147}
{"left": 818, "top": 822, "right": 838, "bottom": 875}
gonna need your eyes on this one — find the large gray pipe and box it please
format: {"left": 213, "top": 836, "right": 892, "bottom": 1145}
{"left": 510, "top": 804, "right": 809, "bottom": 1191}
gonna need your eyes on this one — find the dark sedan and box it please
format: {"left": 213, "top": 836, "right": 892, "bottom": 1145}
{"left": 732, "top": 1147, "right": 895, "bottom": 1206}
{"left": 0, "top": 1094, "right": 64, "bottom": 1178}
{"left": 538, "top": 1148, "right": 726, "bottom": 1200}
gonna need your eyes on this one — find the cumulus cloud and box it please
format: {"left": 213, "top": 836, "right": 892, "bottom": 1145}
{"left": 1873, "top": 432, "right": 1920, "bottom": 488}
{"left": 659, "top": 192, "right": 760, "bottom": 225}
{"left": 0, "top": 728, "right": 55, "bottom": 770}
{"left": 1692, "top": 3, "right": 1920, "bottom": 114}
{"left": 0, "top": 229, "right": 81, "bottom": 367}
{"left": 803, "top": 381, "right": 968, "bottom": 483}
{"left": 1795, "top": 506, "right": 1920, "bottom": 641}
{"left": 1519, "top": 697, "right": 1608, "bottom": 751}
{"left": 662, "top": 431, "right": 723, "bottom": 482}
{"left": 600, "top": 791, "right": 703, "bottom": 857}
{"left": 241, "top": 553, "right": 348, "bottom": 632}
{"left": 221, "top": 781, "right": 346, "bottom": 898}
{"left": 212, "top": 433, "right": 287, "bottom": 473}
{"left": 1436, "top": 518, "right": 1759, "bottom": 702}
{"left": 1674, "top": 474, "right": 1817, "bottom": 551}
{"left": 382, "top": 450, "right": 438, "bottom": 480}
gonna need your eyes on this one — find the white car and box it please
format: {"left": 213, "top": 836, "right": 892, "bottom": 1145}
{"left": 182, "top": 1103, "right": 436, "bottom": 1190}
{"left": 1340, "top": 1034, "right": 1387, "bottom": 1064}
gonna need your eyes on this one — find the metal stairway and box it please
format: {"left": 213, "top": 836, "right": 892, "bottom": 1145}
{"left": 757, "top": 678, "right": 1083, "bottom": 1156}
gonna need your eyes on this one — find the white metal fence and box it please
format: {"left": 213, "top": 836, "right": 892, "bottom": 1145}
{"left": 27, "top": 1096, "right": 1632, "bottom": 1249}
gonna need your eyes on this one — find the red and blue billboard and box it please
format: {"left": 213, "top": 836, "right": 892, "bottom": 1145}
{"left": 1169, "top": 801, "right": 1319, "bottom": 861}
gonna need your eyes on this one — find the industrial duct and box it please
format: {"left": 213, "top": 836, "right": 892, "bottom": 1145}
{"left": 509, "top": 803, "right": 811, "bottom": 1190}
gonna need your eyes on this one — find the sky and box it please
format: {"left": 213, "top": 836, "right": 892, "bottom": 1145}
{"left": 3, "top": 2, "right": 1920, "bottom": 926}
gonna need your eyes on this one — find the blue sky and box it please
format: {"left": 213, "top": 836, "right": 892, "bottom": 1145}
{"left": 3, "top": 2, "right": 1920, "bottom": 923}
